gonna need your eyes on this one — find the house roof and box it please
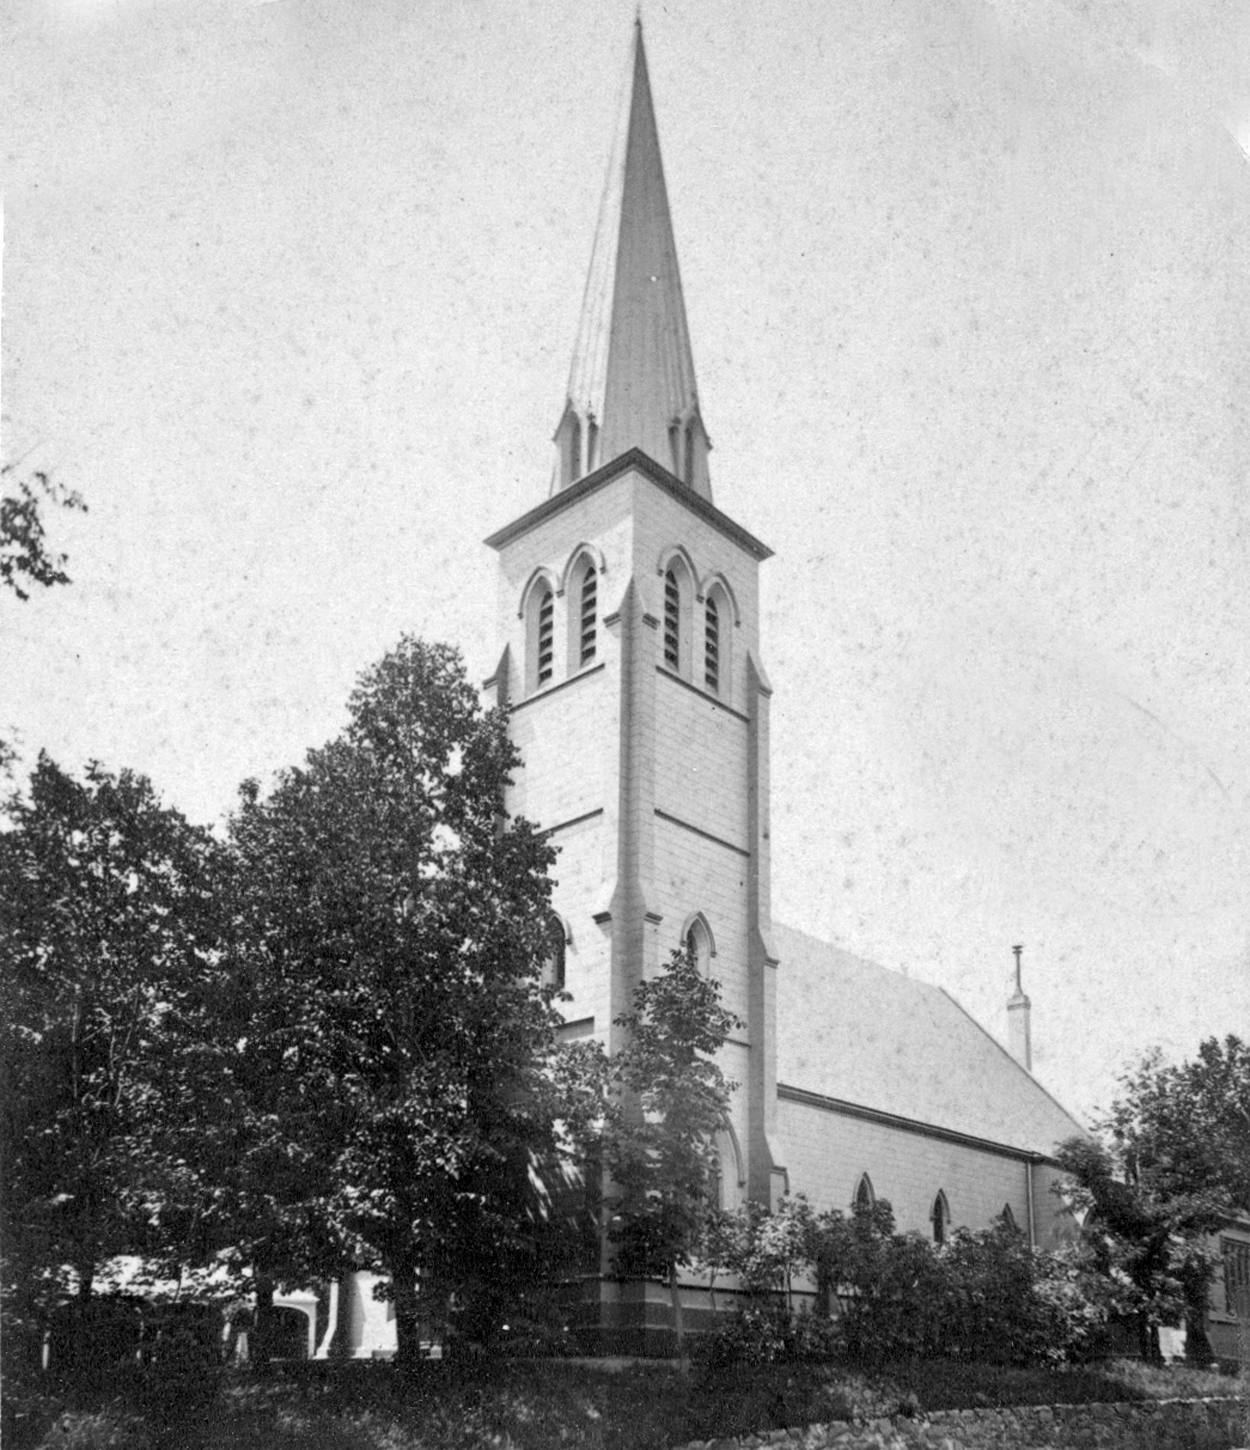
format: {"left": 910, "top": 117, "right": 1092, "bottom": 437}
{"left": 774, "top": 922, "right": 1086, "bottom": 1158}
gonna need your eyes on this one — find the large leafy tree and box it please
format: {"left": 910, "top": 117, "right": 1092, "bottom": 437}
{"left": 1054, "top": 1039, "right": 1250, "bottom": 1364}
{"left": 226, "top": 637, "right": 563, "bottom": 1366}
{"left": 0, "top": 757, "right": 227, "bottom": 1363}
{"left": 604, "top": 947, "right": 741, "bottom": 1351}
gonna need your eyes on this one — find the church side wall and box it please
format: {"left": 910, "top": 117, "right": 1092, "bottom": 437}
{"left": 776, "top": 1096, "right": 1038, "bottom": 1242}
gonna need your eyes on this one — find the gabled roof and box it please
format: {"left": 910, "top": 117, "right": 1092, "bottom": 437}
{"left": 559, "top": 21, "right": 708, "bottom": 498}
{"left": 774, "top": 922, "right": 1086, "bottom": 1159}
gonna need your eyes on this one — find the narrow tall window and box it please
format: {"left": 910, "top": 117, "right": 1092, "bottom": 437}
{"left": 854, "top": 1174, "right": 875, "bottom": 1215}
{"left": 580, "top": 567, "right": 597, "bottom": 666}
{"left": 684, "top": 421, "right": 695, "bottom": 486}
{"left": 704, "top": 596, "right": 720, "bottom": 693}
{"left": 664, "top": 569, "right": 680, "bottom": 669}
{"left": 543, "top": 916, "right": 566, "bottom": 990}
{"left": 537, "top": 588, "right": 554, "bottom": 685}
{"left": 684, "top": 918, "right": 711, "bottom": 974}
{"left": 932, "top": 1192, "right": 949, "bottom": 1245}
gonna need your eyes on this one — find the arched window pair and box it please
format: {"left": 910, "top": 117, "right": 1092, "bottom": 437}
{"left": 524, "top": 556, "right": 599, "bottom": 694}
{"left": 660, "top": 555, "right": 730, "bottom": 697}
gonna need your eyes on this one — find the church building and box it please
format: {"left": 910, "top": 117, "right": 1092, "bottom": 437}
{"left": 324, "top": 20, "right": 1084, "bottom": 1359}
{"left": 475, "top": 21, "right": 1084, "bottom": 1352}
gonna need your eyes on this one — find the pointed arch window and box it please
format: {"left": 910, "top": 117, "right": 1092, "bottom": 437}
{"left": 854, "top": 1174, "right": 875, "bottom": 1216}
{"left": 537, "top": 588, "right": 555, "bottom": 686}
{"left": 684, "top": 916, "right": 712, "bottom": 976}
{"left": 579, "top": 567, "right": 597, "bottom": 666}
{"left": 664, "top": 569, "right": 680, "bottom": 670}
{"left": 931, "top": 1191, "right": 950, "bottom": 1245}
{"left": 999, "top": 1203, "right": 1018, "bottom": 1233}
{"left": 543, "top": 916, "right": 567, "bottom": 991}
{"left": 704, "top": 595, "right": 720, "bottom": 693}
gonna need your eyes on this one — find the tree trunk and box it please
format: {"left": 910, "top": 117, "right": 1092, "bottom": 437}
{"left": 391, "top": 1273, "right": 423, "bottom": 1372}
{"left": 252, "top": 1275, "right": 275, "bottom": 1370}
{"left": 70, "top": 1260, "right": 94, "bottom": 1377}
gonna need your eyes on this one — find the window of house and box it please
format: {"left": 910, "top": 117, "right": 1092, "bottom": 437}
{"left": 684, "top": 420, "right": 695, "bottom": 486}
{"left": 1000, "top": 1203, "right": 1018, "bottom": 1232}
{"left": 931, "top": 1191, "right": 950, "bottom": 1245}
{"left": 664, "top": 569, "right": 680, "bottom": 670}
{"left": 1223, "top": 1236, "right": 1250, "bottom": 1317}
{"left": 704, "top": 595, "right": 720, "bottom": 693}
{"left": 854, "top": 1174, "right": 875, "bottom": 1215}
{"left": 580, "top": 566, "right": 597, "bottom": 666}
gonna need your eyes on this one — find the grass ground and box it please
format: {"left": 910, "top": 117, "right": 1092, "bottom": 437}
{"left": 10, "top": 1356, "right": 1242, "bottom": 1450}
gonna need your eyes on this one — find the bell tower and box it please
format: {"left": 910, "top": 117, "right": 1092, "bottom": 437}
{"left": 484, "top": 21, "right": 784, "bottom": 1348}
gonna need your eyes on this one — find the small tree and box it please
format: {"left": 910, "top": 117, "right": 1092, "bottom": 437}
{"left": 604, "top": 947, "right": 741, "bottom": 1352}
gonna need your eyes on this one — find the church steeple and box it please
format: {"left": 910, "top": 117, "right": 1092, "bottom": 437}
{"left": 553, "top": 21, "right": 711, "bottom": 501}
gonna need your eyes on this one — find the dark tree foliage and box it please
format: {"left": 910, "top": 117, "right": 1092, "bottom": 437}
{"left": 0, "top": 466, "right": 85, "bottom": 601}
{"left": 1105, "top": 1038, "right": 1250, "bottom": 1215}
{"left": 0, "top": 757, "right": 227, "bottom": 1370}
{"left": 225, "top": 637, "right": 566, "bottom": 1366}
{"left": 604, "top": 947, "right": 741, "bottom": 1350}
{"left": 1062, "top": 1036, "right": 1250, "bottom": 1361}
{"left": 1055, "top": 1133, "right": 1225, "bottom": 1362}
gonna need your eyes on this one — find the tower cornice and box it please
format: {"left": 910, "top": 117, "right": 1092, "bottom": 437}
{"left": 484, "top": 448, "right": 772, "bottom": 561}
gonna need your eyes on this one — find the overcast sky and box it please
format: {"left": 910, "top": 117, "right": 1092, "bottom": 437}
{"left": 4, "top": 0, "right": 1249, "bottom": 1125}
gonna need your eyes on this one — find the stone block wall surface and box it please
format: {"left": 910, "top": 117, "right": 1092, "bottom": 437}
{"left": 676, "top": 1396, "right": 1246, "bottom": 1450}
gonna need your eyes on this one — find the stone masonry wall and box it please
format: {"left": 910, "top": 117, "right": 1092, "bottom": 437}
{"left": 679, "top": 1396, "right": 1246, "bottom": 1450}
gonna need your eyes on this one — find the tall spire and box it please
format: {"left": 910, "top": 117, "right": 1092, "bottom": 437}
{"left": 552, "top": 21, "right": 711, "bottom": 500}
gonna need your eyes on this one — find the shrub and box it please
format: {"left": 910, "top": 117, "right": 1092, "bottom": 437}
{"left": 696, "top": 1197, "right": 1113, "bottom": 1369}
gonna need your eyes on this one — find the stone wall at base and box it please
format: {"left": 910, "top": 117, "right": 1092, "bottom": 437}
{"left": 679, "top": 1396, "right": 1246, "bottom": 1450}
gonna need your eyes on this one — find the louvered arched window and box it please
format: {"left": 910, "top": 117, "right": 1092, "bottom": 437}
{"left": 704, "top": 595, "right": 720, "bottom": 693}
{"left": 537, "top": 587, "right": 554, "bottom": 686}
{"left": 664, "top": 569, "right": 680, "bottom": 670}
{"left": 579, "top": 567, "right": 597, "bottom": 666}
